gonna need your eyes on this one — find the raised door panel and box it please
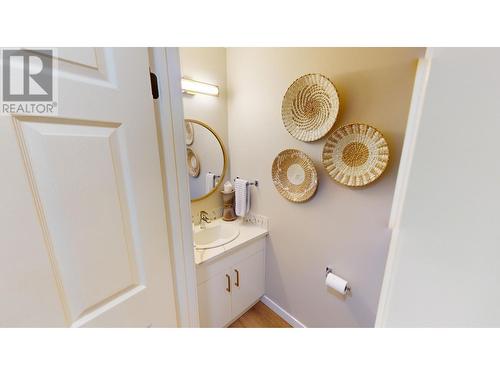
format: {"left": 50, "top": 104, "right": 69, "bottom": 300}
{"left": 16, "top": 117, "right": 143, "bottom": 326}
{"left": 55, "top": 48, "right": 99, "bottom": 69}
{"left": 198, "top": 272, "right": 232, "bottom": 328}
{"left": 0, "top": 121, "right": 66, "bottom": 327}
{"left": 33, "top": 47, "right": 115, "bottom": 84}
{"left": 231, "top": 250, "right": 265, "bottom": 319}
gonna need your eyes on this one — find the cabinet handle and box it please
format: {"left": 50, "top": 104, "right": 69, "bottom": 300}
{"left": 225, "top": 274, "right": 231, "bottom": 293}
{"left": 234, "top": 269, "right": 240, "bottom": 287}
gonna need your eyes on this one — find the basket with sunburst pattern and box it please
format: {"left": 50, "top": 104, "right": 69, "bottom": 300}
{"left": 322, "top": 123, "right": 389, "bottom": 187}
{"left": 281, "top": 73, "right": 339, "bottom": 142}
{"left": 187, "top": 147, "right": 200, "bottom": 177}
{"left": 272, "top": 149, "right": 318, "bottom": 202}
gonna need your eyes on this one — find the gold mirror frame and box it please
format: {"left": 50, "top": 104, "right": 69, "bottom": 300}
{"left": 187, "top": 118, "right": 228, "bottom": 202}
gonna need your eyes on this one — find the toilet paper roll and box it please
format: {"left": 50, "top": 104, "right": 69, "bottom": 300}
{"left": 325, "top": 272, "right": 349, "bottom": 295}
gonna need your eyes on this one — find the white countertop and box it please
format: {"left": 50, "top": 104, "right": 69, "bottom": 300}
{"left": 194, "top": 218, "right": 268, "bottom": 265}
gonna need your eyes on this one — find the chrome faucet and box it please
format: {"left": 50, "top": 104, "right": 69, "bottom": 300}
{"left": 199, "top": 210, "right": 211, "bottom": 229}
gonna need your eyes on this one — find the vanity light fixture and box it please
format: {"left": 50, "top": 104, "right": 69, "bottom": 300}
{"left": 181, "top": 78, "right": 219, "bottom": 96}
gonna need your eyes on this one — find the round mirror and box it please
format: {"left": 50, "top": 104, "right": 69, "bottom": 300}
{"left": 185, "top": 119, "right": 227, "bottom": 201}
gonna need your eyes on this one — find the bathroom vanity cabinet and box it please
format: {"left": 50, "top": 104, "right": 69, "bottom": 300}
{"left": 196, "top": 237, "right": 266, "bottom": 327}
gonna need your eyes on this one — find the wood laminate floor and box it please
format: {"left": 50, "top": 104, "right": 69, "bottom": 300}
{"left": 229, "top": 302, "right": 292, "bottom": 328}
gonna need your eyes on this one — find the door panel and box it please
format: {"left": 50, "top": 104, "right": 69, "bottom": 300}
{"left": 16, "top": 118, "right": 141, "bottom": 323}
{"left": 55, "top": 48, "right": 99, "bottom": 69}
{"left": 0, "top": 48, "right": 177, "bottom": 327}
{"left": 0, "top": 121, "right": 66, "bottom": 327}
{"left": 26, "top": 47, "right": 115, "bottom": 88}
{"left": 231, "top": 250, "right": 265, "bottom": 318}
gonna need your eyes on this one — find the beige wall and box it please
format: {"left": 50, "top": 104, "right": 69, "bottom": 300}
{"left": 179, "top": 48, "right": 229, "bottom": 219}
{"left": 226, "top": 48, "right": 424, "bottom": 327}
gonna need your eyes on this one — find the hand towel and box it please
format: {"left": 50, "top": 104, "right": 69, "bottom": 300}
{"left": 235, "top": 178, "right": 250, "bottom": 217}
{"left": 205, "top": 172, "right": 215, "bottom": 194}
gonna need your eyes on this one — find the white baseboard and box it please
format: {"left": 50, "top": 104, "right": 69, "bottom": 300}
{"left": 260, "top": 295, "right": 306, "bottom": 328}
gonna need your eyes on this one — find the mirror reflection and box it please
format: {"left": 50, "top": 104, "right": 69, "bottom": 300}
{"left": 185, "top": 119, "right": 226, "bottom": 201}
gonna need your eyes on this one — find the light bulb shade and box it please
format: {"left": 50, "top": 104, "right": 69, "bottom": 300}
{"left": 181, "top": 78, "right": 219, "bottom": 96}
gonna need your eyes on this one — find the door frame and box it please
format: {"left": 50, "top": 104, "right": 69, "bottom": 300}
{"left": 375, "top": 51, "right": 432, "bottom": 327}
{"left": 149, "top": 47, "right": 199, "bottom": 327}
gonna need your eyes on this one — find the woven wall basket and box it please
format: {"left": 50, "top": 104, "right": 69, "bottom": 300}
{"left": 322, "top": 123, "right": 389, "bottom": 187}
{"left": 272, "top": 149, "right": 318, "bottom": 202}
{"left": 187, "top": 147, "right": 200, "bottom": 177}
{"left": 281, "top": 73, "right": 339, "bottom": 142}
{"left": 185, "top": 120, "right": 194, "bottom": 145}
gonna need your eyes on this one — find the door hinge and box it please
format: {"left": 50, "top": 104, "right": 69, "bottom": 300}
{"left": 150, "top": 71, "right": 159, "bottom": 99}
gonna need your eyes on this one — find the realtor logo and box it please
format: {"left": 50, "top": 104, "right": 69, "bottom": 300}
{"left": 1, "top": 48, "right": 57, "bottom": 114}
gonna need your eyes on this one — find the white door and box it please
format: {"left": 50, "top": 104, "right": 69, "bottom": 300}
{"left": 231, "top": 250, "right": 265, "bottom": 318}
{"left": 0, "top": 48, "right": 178, "bottom": 327}
{"left": 197, "top": 272, "right": 232, "bottom": 328}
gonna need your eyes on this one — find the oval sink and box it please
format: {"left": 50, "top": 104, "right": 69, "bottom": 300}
{"left": 194, "top": 223, "right": 240, "bottom": 249}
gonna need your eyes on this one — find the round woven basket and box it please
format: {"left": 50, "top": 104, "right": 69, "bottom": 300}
{"left": 281, "top": 73, "right": 339, "bottom": 142}
{"left": 186, "top": 147, "right": 200, "bottom": 177}
{"left": 272, "top": 149, "right": 318, "bottom": 202}
{"left": 322, "top": 123, "right": 389, "bottom": 187}
{"left": 185, "top": 120, "right": 194, "bottom": 145}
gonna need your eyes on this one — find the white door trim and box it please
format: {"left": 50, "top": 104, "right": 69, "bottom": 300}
{"left": 375, "top": 51, "right": 433, "bottom": 327}
{"left": 388, "top": 55, "right": 433, "bottom": 230}
{"left": 149, "top": 48, "right": 199, "bottom": 327}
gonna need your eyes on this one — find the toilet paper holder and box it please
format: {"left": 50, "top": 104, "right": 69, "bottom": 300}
{"left": 326, "top": 266, "right": 351, "bottom": 294}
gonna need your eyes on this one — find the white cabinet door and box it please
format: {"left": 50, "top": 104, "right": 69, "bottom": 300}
{"left": 231, "top": 250, "right": 265, "bottom": 318}
{"left": 198, "top": 271, "right": 232, "bottom": 328}
{"left": 0, "top": 48, "right": 178, "bottom": 327}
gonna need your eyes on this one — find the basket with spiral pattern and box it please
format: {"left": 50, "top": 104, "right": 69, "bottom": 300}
{"left": 185, "top": 120, "right": 194, "bottom": 145}
{"left": 272, "top": 149, "right": 318, "bottom": 202}
{"left": 281, "top": 73, "right": 339, "bottom": 142}
{"left": 322, "top": 123, "right": 389, "bottom": 187}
